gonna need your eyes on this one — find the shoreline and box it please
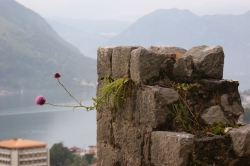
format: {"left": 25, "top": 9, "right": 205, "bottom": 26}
{"left": 0, "top": 90, "right": 22, "bottom": 97}
{"left": 0, "top": 86, "right": 97, "bottom": 97}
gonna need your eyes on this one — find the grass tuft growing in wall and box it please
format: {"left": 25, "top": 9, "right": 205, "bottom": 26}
{"left": 93, "top": 76, "right": 132, "bottom": 110}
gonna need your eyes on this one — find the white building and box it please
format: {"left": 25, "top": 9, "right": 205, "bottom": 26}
{"left": 0, "top": 138, "right": 49, "bottom": 166}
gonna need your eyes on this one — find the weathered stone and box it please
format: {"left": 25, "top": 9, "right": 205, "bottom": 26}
{"left": 149, "top": 46, "right": 181, "bottom": 80}
{"left": 221, "top": 94, "right": 244, "bottom": 116}
{"left": 112, "top": 120, "right": 127, "bottom": 149}
{"left": 151, "top": 131, "right": 194, "bottom": 166}
{"left": 172, "top": 55, "right": 193, "bottom": 79}
{"left": 96, "top": 81, "right": 114, "bottom": 144}
{"left": 97, "top": 113, "right": 112, "bottom": 144}
{"left": 198, "top": 79, "right": 239, "bottom": 92}
{"left": 124, "top": 127, "right": 143, "bottom": 166}
{"left": 115, "top": 96, "right": 134, "bottom": 122}
{"left": 229, "top": 125, "right": 250, "bottom": 157}
{"left": 150, "top": 45, "right": 187, "bottom": 60}
{"left": 97, "top": 143, "right": 124, "bottom": 166}
{"left": 201, "top": 105, "right": 228, "bottom": 125}
{"left": 130, "top": 47, "right": 166, "bottom": 84}
{"left": 97, "top": 144, "right": 114, "bottom": 166}
{"left": 97, "top": 46, "right": 114, "bottom": 80}
{"left": 142, "top": 132, "right": 151, "bottom": 165}
{"left": 173, "top": 45, "right": 224, "bottom": 80}
{"left": 157, "top": 87, "right": 179, "bottom": 105}
{"left": 112, "top": 46, "right": 139, "bottom": 79}
{"left": 136, "top": 86, "right": 178, "bottom": 128}
{"left": 159, "top": 58, "right": 176, "bottom": 80}
{"left": 191, "top": 135, "right": 235, "bottom": 165}
{"left": 189, "top": 45, "right": 224, "bottom": 78}
{"left": 96, "top": 45, "right": 246, "bottom": 165}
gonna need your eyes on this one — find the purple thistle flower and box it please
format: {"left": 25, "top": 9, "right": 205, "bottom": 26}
{"left": 54, "top": 72, "right": 61, "bottom": 78}
{"left": 35, "top": 95, "right": 46, "bottom": 105}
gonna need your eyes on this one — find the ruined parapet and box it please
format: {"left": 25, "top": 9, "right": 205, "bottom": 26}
{"left": 96, "top": 45, "right": 250, "bottom": 166}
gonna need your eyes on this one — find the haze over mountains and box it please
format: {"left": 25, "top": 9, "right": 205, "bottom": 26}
{"left": 46, "top": 18, "right": 132, "bottom": 59}
{"left": 0, "top": 0, "right": 250, "bottom": 92}
{"left": 107, "top": 9, "right": 250, "bottom": 90}
{"left": 48, "top": 8, "right": 250, "bottom": 91}
{"left": 0, "top": 0, "right": 96, "bottom": 93}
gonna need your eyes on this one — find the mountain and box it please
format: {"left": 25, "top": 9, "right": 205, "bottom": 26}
{"left": 0, "top": 0, "right": 96, "bottom": 93}
{"left": 46, "top": 18, "right": 132, "bottom": 58}
{"left": 106, "top": 8, "right": 250, "bottom": 90}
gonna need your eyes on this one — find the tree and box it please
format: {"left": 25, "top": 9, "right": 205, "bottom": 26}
{"left": 91, "top": 157, "right": 97, "bottom": 164}
{"left": 81, "top": 158, "right": 89, "bottom": 166}
{"left": 73, "top": 155, "right": 81, "bottom": 166}
{"left": 50, "top": 142, "right": 73, "bottom": 166}
{"left": 84, "top": 154, "right": 94, "bottom": 164}
{"left": 64, "top": 159, "right": 71, "bottom": 166}
{"left": 73, "top": 155, "right": 89, "bottom": 166}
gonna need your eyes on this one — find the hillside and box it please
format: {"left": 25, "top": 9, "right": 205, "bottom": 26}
{"left": 46, "top": 18, "right": 132, "bottom": 58}
{"left": 107, "top": 8, "right": 250, "bottom": 90}
{"left": 0, "top": 0, "right": 96, "bottom": 93}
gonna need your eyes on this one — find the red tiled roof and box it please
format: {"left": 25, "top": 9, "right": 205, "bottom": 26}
{"left": 0, "top": 138, "right": 46, "bottom": 149}
{"left": 69, "top": 146, "right": 81, "bottom": 151}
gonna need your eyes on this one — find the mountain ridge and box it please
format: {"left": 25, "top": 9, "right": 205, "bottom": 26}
{"left": 105, "top": 8, "right": 250, "bottom": 90}
{"left": 0, "top": 0, "right": 96, "bottom": 92}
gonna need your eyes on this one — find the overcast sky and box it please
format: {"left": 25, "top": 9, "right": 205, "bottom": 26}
{"left": 15, "top": 0, "right": 250, "bottom": 21}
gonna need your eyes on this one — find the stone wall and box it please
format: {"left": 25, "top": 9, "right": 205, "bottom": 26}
{"left": 96, "top": 45, "right": 250, "bottom": 166}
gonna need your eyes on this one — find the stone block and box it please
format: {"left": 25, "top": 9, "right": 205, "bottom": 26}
{"left": 198, "top": 79, "right": 239, "bottom": 92}
{"left": 124, "top": 127, "right": 143, "bottom": 165}
{"left": 150, "top": 45, "right": 187, "bottom": 60}
{"left": 201, "top": 105, "right": 228, "bottom": 125}
{"left": 112, "top": 120, "right": 128, "bottom": 149}
{"left": 221, "top": 94, "right": 244, "bottom": 116}
{"left": 229, "top": 125, "right": 250, "bottom": 157}
{"left": 97, "top": 46, "right": 114, "bottom": 80}
{"left": 97, "top": 113, "right": 112, "bottom": 144}
{"left": 130, "top": 47, "right": 166, "bottom": 84}
{"left": 96, "top": 80, "right": 113, "bottom": 144}
{"left": 112, "top": 46, "right": 139, "bottom": 79}
{"left": 97, "top": 143, "right": 124, "bottom": 166}
{"left": 151, "top": 131, "right": 194, "bottom": 166}
{"left": 115, "top": 95, "right": 135, "bottom": 122}
{"left": 149, "top": 46, "right": 182, "bottom": 80}
{"left": 173, "top": 45, "right": 224, "bottom": 80}
{"left": 173, "top": 55, "right": 193, "bottom": 79}
{"left": 191, "top": 135, "right": 234, "bottom": 165}
{"left": 136, "top": 86, "right": 179, "bottom": 129}
{"left": 159, "top": 58, "right": 176, "bottom": 80}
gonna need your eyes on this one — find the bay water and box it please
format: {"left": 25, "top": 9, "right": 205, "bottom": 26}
{"left": 0, "top": 89, "right": 97, "bottom": 149}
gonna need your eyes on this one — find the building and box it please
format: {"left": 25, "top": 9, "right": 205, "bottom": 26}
{"left": 0, "top": 138, "right": 49, "bottom": 166}
{"left": 68, "top": 146, "right": 82, "bottom": 155}
{"left": 81, "top": 145, "right": 97, "bottom": 158}
{"left": 88, "top": 146, "right": 96, "bottom": 156}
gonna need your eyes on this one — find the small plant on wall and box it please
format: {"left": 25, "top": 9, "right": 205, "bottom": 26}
{"left": 167, "top": 77, "right": 238, "bottom": 135}
{"left": 35, "top": 72, "right": 132, "bottom": 111}
{"left": 93, "top": 76, "right": 132, "bottom": 110}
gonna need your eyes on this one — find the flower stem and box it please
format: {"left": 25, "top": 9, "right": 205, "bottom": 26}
{"left": 57, "top": 78, "right": 82, "bottom": 106}
{"left": 45, "top": 103, "right": 94, "bottom": 110}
